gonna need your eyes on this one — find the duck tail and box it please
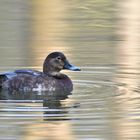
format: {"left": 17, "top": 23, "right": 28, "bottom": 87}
{"left": 0, "top": 75, "right": 8, "bottom": 89}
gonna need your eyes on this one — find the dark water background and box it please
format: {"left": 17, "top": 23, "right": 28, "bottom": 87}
{"left": 0, "top": 0, "right": 140, "bottom": 140}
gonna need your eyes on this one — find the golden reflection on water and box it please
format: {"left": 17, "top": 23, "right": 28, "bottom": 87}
{"left": 117, "top": 0, "right": 140, "bottom": 92}
{"left": 24, "top": 122, "right": 76, "bottom": 140}
{"left": 116, "top": 0, "right": 140, "bottom": 93}
{"left": 27, "top": 2, "right": 76, "bottom": 138}
{"left": 1, "top": 0, "right": 140, "bottom": 139}
{"left": 30, "top": 0, "right": 70, "bottom": 66}
{"left": 115, "top": 0, "right": 140, "bottom": 139}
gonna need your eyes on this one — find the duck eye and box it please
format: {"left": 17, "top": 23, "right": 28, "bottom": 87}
{"left": 56, "top": 57, "right": 61, "bottom": 60}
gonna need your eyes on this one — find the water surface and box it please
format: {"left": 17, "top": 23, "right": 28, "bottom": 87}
{"left": 0, "top": 0, "right": 140, "bottom": 140}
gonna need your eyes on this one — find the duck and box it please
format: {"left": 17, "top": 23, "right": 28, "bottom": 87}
{"left": 0, "top": 52, "right": 81, "bottom": 96}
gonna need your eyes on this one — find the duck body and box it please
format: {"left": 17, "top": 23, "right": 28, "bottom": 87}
{"left": 0, "top": 52, "right": 80, "bottom": 96}
{"left": 0, "top": 70, "right": 72, "bottom": 93}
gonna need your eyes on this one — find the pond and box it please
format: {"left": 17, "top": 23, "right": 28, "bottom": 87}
{"left": 0, "top": 0, "right": 140, "bottom": 140}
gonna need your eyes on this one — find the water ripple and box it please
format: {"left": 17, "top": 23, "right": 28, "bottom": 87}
{"left": 0, "top": 65, "right": 140, "bottom": 139}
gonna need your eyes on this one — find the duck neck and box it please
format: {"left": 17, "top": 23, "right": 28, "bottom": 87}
{"left": 43, "top": 68, "right": 66, "bottom": 79}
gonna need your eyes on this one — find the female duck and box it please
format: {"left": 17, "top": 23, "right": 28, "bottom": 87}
{"left": 0, "top": 52, "right": 80, "bottom": 94}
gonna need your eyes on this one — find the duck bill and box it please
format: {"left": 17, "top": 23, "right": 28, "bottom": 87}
{"left": 64, "top": 61, "right": 81, "bottom": 71}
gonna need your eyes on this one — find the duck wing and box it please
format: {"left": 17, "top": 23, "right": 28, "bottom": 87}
{"left": 15, "top": 69, "right": 42, "bottom": 76}
{"left": 0, "top": 69, "right": 42, "bottom": 85}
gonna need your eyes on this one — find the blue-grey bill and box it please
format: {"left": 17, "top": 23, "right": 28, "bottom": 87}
{"left": 64, "top": 63, "right": 81, "bottom": 71}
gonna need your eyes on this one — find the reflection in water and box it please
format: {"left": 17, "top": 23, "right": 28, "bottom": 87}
{"left": 115, "top": 0, "right": 140, "bottom": 140}
{"left": 117, "top": 0, "right": 140, "bottom": 94}
{"left": 0, "top": 0, "right": 30, "bottom": 68}
{"left": 30, "top": 0, "right": 70, "bottom": 67}
{"left": 0, "top": 95, "right": 76, "bottom": 140}
{"left": 27, "top": 99, "right": 74, "bottom": 140}
{"left": 0, "top": 0, "right": 140, "bottom": 140}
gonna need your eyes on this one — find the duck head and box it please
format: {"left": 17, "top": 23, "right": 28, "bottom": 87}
{"left": 43, "top": 52, "right": 81, "bottom": 76}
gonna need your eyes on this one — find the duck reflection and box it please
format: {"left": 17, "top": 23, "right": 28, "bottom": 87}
{"left": 0, "top": 90, "right": 76, "bottom": 140}
{"left": 43, "top": 98, "right": 69, "bottom": 121}
{"left": 0, "top": 90, "right": 70, "bottom": 122}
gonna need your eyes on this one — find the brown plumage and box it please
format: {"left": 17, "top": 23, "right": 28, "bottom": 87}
{"left": 0, "top": 52, "right": 80, "bottom": 98}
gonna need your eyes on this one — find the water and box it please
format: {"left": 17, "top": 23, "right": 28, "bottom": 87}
{"left": 0, "top": 0, "right": 140, "bottom": 140}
